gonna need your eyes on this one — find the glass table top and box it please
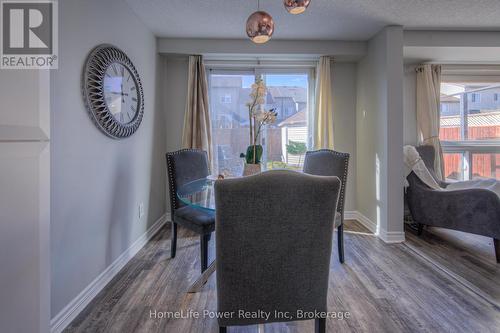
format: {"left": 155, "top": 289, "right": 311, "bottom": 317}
{"left": 177, "top": 177, "right": 216, "bottom": 211}
{"left": 176, "top": 170, "right": 303, "bottom": 212}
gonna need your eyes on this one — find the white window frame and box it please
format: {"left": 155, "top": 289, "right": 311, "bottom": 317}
{"left": 206, "top": 63, "right": 316, "bottom": 171}
{"left": 440, "top": 82, "right": 500, "bottom": 180}
{"left": 253, "top": 67, "right": 316, "bottom": 165}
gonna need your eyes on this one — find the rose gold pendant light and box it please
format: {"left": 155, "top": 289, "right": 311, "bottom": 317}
{"left": 283, "top": 0, "right": 311, "bottom": 14}
{"left": 246, "top": 0, "right": 274, "bottom": 44}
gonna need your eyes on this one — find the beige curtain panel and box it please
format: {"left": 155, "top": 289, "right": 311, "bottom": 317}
{"left": 182, "top": 55, "right": 213, "bottom": 163}
{"left": 313, "top": 56, "right": 334, "bottom": 149}
{"left": 416, "top": 64, "right": 444, "bottom": 180}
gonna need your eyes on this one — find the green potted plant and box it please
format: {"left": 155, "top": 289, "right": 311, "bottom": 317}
{"left": 240, "top": 77, "right": 277, "bottom": 176}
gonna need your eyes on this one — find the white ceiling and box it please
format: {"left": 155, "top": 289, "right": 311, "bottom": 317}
{"left": 125, "top": 0, "right": 500, "bottom": 41}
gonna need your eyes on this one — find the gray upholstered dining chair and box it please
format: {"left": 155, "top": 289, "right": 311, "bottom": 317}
{"left": 214, "top": 170, "right": 341, "bottom": 333}
{"left": 303, "top": 149, "right": 350, "bottom": 263}
{"left": 166, "top": 149, "right": 215, "bottom": 272}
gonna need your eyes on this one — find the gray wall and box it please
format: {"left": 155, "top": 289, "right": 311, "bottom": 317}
{"left": 161, "top": 56, "right": 358, "bottom": 211}
{"left": 356, "top": 26, "right": 404, "bottom": 240}
{"left": 332, "top": 62, "right": 357, "bottom": 211}
{"left": 356, "top": 32, "right": 385, "bottom": 228}
{"left": 163, "top": 56, "right": 189, "bottom": 152}
{"left": 50, "top": 0, "right": 165, "bottom": 318}
{"left": 403, "top": 65, "right": 418, "bottom": 145}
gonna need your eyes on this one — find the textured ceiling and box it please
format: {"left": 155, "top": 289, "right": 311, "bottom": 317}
{"left": 125, "top": 0, "right": 500, "bottom": 40}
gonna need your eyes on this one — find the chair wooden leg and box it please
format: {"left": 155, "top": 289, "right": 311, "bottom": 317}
{"left": 170, "top": 222, "right": 177, "bottom": 258}
{"left": 338, "top": 224, "right": 345, "bottom": 264}
{"left": 200, "top": 234, "right": 210, "bottom": 272}
{"left": 494, "top": 238, "right": 500, "bottom": 264}
{"left": 417, "top": 223, "right": 424, "bottom": 236}
{"left": 315, "top": 318, "right": 326, "bottom": 333}
{"left": 219, "top": 326, "right": 227, "bottom": 333}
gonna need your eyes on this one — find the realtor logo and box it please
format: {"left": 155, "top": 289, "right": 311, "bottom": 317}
{"left": 1, "top": 0, "right": 58, "bottom": 69}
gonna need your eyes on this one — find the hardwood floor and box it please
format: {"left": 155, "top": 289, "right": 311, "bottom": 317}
{"left": 405, "top": 225, "right": 500, "bottom": 308}
{"left": 64, "top": 220, "right": 500, "bottom": 333}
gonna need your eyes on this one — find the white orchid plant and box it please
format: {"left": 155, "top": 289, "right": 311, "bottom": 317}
{"left": 241, "top": 77, "right": 277, "bottom": 164}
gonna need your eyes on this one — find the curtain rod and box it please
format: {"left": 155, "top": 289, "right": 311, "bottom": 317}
{"left": 204, "top": 59, "right": 319, "bottom": 69}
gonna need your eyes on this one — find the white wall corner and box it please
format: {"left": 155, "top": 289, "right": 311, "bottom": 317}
{"left": 50, "top": 213, "right": 169, "bottom": 333}
{"left": 345, "top": 211, "right": 404, "bottom": 243}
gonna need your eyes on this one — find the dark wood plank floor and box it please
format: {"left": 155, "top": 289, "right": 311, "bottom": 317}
{"left": 64, "top": 220, "right": 500, "bottom": 333}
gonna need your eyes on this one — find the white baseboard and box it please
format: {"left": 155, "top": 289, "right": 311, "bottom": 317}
{"left": 345, "top": 210, "right": 377, "bottom": 234}
{"left": 378, "top": 230, "right": 406, "bottom": 243}
{"left": 345, "top": 211, "right": 404, "bottom": 243}
{"left": 343, "top": 210, "right": 358, "bottom": 221}
{"left": 50, "top": 213, "right": 169, "bottom": 333}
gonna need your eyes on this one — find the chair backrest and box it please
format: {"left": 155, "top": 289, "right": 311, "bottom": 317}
{"left": 408, "top": 145, "right": 441, "bottom": 187}
{"left": 416, "top": 145, "right": 436, "bottom": 173}
{"left": 303, "top": 149, "right": 349, "bottom": 216}
{"left": 214, "top": 170, "right": 340, "bottom": 326}
{"left": 406, "top": 145, "right": 443, "bottom": 221}
{"left": 166, "top": 149, "right": 209, "bottom": 216}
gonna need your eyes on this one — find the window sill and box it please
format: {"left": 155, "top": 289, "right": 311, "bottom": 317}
{"left": 442, "top": 140, "right": 500, "bottom": 153}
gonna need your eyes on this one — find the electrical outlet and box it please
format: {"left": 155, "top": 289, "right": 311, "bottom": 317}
{"left": 139, "top": 203, "right": 144, "bottom": 220}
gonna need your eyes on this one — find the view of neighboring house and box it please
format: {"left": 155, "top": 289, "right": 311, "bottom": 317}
{"left": 467, "top": 86, "right": 500, "bottom": 113}
{"left": 210, "top": 76, "right": 251, "bottom": 129}
{"left": 278, "top": 109, "right": 308, "bottom": 166}
{"left": 440, "top": 94, "right": 460, "bottom": 116}
{"left": 210, "top": 75, "right": 308, "bottom": 175}
{"left": 441, "top": 85, "right": 500, "bottom": 116}
{"left": 266, "top": 86, "right": 307, "bottom": 122}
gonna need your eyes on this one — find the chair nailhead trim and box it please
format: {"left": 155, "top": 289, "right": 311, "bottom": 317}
{"left": 166, "top": 148, "right": 206, "bottom": 216}
{"left": 304, "top": 149, "right": 350, "bottom": 217}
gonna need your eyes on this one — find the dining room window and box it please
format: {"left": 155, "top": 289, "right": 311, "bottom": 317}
{"left": 440, "top": 82, "right": 500, "bottom": 180}
{"left": 208, "top": 67, "right": 314, "bottom": 176}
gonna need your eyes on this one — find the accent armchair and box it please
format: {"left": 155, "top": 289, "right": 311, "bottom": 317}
{"left": 406, "top": 145, "right": 500, "bottom": 262}
{"left": 303, "top": 149, "right": 350, "bottom": 263}
{"left": 214, "top": 170, "right": 341, "bottom": 333}
{"left": 166, "top": 149, "right": 215, "bottom": 272}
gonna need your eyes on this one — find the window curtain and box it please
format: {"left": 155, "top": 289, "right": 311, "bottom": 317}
{"left": 313, "top": 56, "right": 334, "bottom": 149}
{"left": 416, "top": 64, "right": 444, "bottom": 180}
{"left": 182, "top": 55, "right": 213, "bottom": 164}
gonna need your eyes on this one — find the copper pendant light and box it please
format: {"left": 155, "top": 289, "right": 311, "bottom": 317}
{"left": 284, "top": 0, "right": 311, "bottom": 14}
{"left": 246, "top": 0, "right": 274, "bottom": 44}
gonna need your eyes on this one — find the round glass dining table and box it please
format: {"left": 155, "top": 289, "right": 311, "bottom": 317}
{"left": 176, "top": 171, "right": 301, "bottom": 211}
{"left": 177, "top": 177, "right": 217, "bottom": 211}
{"left": 176, "top": 176, "right": 219, "bottom": 293}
